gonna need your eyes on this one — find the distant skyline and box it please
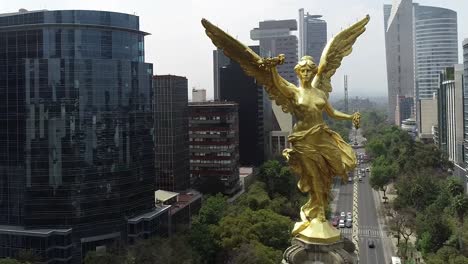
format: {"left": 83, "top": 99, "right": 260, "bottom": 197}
{"left": 3, "top": 0, "right": 467, "bottom": 100}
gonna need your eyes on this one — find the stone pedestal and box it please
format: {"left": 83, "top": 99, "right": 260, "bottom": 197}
{"left": 282, "top": 237, "right": 357, "bottom": 264}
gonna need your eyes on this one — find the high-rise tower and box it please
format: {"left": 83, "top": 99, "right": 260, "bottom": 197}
{"left": 298, "top": 9, "right": 327, "bottom": 62}
{"left": 153, "top": 75, "right": 190, "bottom": 192}
{"left": 0, "top": 9, "right": 157, "bottom": 262}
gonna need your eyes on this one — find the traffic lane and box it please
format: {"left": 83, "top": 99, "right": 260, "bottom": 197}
{"left": 358, "top": 163, "right": 386, "bottom": 263}
{"left": 335, "top": 178, "right": 353, "bottom": 225}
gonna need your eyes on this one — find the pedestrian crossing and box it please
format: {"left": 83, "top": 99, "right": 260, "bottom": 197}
{"left": 339, "top": 226, "right": 382, "bottom": 238}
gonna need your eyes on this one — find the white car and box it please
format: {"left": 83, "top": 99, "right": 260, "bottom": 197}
{"left": 366, "top": 167, "right": 370, "bottom": 172}
{"left": 347, "top": 212, "right": 352, "bottom": 218}
{"left": 340, "top": 212, "right": 346, "bottom": 218}
{"left": 339, "top": 219, "right": 345, "bottom": 228}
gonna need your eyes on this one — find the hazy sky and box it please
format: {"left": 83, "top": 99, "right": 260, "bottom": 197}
{"left": 2, "top": 0, "right": 467, "bottom": 99}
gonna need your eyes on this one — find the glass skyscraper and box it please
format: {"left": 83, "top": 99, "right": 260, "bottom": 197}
{"left": 0, "top": 9, "right": 155, "bottom": 263}
{"left": 414, "top": 4, "right": 458, "bottom": 100}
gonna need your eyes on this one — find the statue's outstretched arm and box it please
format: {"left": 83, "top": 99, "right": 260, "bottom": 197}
{"left": 270, "top": 66, "right": 297, "bottom": 100}
{"left": 324, "top": 101, "right": 361, "bottom": 128}
{"left": 324, "top": 101, "right": 352, "bottom": 120}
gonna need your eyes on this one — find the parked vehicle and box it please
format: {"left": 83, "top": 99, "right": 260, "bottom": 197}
{"left": 332, "top": 216, "right": 339, "bottom": 227}
{"left": 348, "top": 176, "right": 353, "bottom": 183}
{"left": 366, "top": 167, "right": 370, "bottom": 172}
{"left": 339, "top": 219, "right": 345, "bottom": 228}
{"left": 368, "top": 240, "right": 375, "bottom": 248}
{"left": 345, "top": 220, "right": 352, "bottom": 228}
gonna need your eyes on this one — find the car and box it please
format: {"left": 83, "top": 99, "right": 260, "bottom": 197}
{"left": 348, "top": 176, "right": 353, "bottom": 183}
{"left": 360, "top": 168, "right": 365, "bottom": 173}
{"left": 338, "top": 219, "right": 345, "bottom": 228}
{"left": 366, "top": 167, "right": 370, "bottom": 172}
{"left": 368, "top": 240, "right": 375, "bottom": 248}
{"left": 332, "top": 216, "right": 339, "bottom": 227}
{"left": 340, "top": 212, "right": 346, "bottom": 218}
{"left": 358, "top": 175, "right": 362, "bottom": 182}
{"left": 346, "top": 217, "right": 353, "bottom": 223}
{"left": 347, "top": 212, "right": 352, "bottom": 218}
{"left": 345, "top": 220, "right": 352, "bottom": 228}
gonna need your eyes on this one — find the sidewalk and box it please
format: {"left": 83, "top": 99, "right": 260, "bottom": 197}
{"left": 373, "top": 186, "right": 425, "bottom": 264}
{"left": 330, "top": 178, "right": 341, "bottom": 214}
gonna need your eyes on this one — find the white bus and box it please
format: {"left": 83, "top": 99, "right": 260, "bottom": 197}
{"left": 391, "top": 256, "right": 401, "bottom": 264}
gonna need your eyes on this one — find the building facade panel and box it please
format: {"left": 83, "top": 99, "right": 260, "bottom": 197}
{"left": 0, "top": 9, "right": 155, "bottom": 263}
{"left": 153, "top": 75, "right": 190, "bottom": 192}
{"left": 189, "top": 102, "right": 240, "bottom": 195}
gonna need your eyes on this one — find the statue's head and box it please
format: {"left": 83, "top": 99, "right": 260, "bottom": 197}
{"left": 294, "top": 56, "right": 318, "bottom": 82}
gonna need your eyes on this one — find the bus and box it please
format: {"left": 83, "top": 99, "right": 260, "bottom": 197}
{"left": 391, "top": 256, "right": 401, "bottom": 264}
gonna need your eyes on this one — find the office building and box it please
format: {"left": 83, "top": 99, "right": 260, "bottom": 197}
{"left": 444, "top": 65, "right": 464, "bottom": 165}
{"left": 395, "top": 96, "right": 414, "bottom": 126}
{"left": 251, "top": 19, "right": 297, "bottom": 156}
{"left": 216, "top": 46, "right": 268, "bottom": 166}
{"left": 189, "top": 101, "right": 240, "bottom": 195}
{"left": 418, "top": 95, "right": 438, "bottom": 141}
{"left": 0, "top": 10, "right": 156, "bottom": 263}
{"left": 383, "top": 1, "right": 458, "bottom": 128}
{"left": 153, "top": 75, "right": 190, "bottom": 192}
{"left": 298, "top": 9, "right": 327, "bottom": 62}
{"left": 437, "top": 66, "right": 463, "bottom": 159}
{"left": 414, "top": 4, "right": 458, "bottom": 100}
{"left": 383, "top": 0, "right": 415, "bottom": 125}
{"left": 192, "top": 88, "right": 206, "bottom": 102}
{"left": 462, "top": 39, "right": 468, "bottom": 192}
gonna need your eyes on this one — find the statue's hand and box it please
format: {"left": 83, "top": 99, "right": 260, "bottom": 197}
{"left": 352, "top": 112, "right": 361, "bottom": 129}
{"left": 258, "top": 54, "right": 285, "bottom": 69}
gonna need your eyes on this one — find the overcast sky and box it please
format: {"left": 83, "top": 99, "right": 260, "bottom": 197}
{"left": 2, "top": 0, "right": 467, "bottom": 99}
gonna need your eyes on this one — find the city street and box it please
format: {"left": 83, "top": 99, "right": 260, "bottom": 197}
{"left": 334, "top": 128, "right": 388, "bottom": 264}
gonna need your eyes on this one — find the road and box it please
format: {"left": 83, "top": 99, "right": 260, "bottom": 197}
{"left": 334, "top": 128, "right": 387, "bottom": 264}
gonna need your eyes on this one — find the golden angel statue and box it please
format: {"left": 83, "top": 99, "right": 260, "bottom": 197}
{"left": 202, "top": 15, "right": 369, "bottom": 243}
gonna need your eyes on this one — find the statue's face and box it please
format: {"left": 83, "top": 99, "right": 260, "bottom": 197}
{"left": 299, "top": 67, "right": 314, "bottom": 82}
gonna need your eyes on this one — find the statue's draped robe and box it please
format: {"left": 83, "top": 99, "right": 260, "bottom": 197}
{"left": 283, "top": 123, "right": 356, "bottom": 234}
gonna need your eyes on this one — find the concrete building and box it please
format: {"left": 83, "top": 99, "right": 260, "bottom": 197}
{"left": 0, "top": 10, "right": 157, "bottom": 263}
{"left": 298, "top": 9, "right": 327, "bottom": 62}
{"left": 395, "top": 96, "right": 414, "bottom": 126}
{"left": 251, "top": 19, "right": 297, "bottom": 157}
{"left": 188, "top": 101, "right": 240, "bottom": 195}
{"left": 418, "top": 95, "right": 438, "bottom": 141}
{"left": 216, "top": 46, "right": 268, "bottom": 166}
{"left": 463, "top": 39, "right": 468, "bottom": 192}
{"left": 192, "top": 88, "right": 206, "bottom": 102}
{"left": 443, "top": 65, "right": 464, "bottom": 164}
{"left": 154, "top": 75, "right": 190, "bottom": 192}
{"left": 384, "top": 0, "right": 415, "bottom": 125}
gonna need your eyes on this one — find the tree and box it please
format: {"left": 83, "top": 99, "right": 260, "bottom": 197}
{"left": 84, "top": 251, "right": 122, "bottom": 264}
{"left": 369, "top": 159, "right": 394, "bottom": 199}
{"left": 451, "top": 194, "right": 468, "bottom": 251}
{"left": 227, "top": 242, "right": 282, "bottom": 264}
{"left": 216, "top": 208, "right": 292, "bottom": 251}
{"left": 197, "top": 194, "right": 227, "bottom": 225}
{"left": 0, "top": 259, "right": 25, "bottom": 264}
{"left": 258, "top": 160, "right": 296, "bottom": 198}
{"left": 416, "top": 204, "right": 452, "bottom": 254}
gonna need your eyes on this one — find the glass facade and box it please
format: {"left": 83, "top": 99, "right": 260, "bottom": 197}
{"left": 219, "top": 46, "right": 266, "bottom": 166}
{"left": 0, "top": 10, "right": 154, "bottom": 262}
{"left": 153, "top": 75, "right": 190, "bottom": 192}
{"left": 414, "top": 5, "right": 458, "bottom": 100}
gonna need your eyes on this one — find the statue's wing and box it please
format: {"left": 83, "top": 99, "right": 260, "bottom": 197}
{"left": 202, "top": 18, "right": 296, "bottom": 113}
{"left": 312, "top": 15, "right": 370, "bottom": 94}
